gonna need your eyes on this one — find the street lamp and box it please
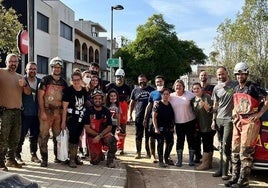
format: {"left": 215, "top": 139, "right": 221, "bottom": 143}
{"left": 110, "top": 5, "right": 124, "bottom": 82}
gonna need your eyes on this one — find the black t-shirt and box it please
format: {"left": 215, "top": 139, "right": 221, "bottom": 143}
{"left": 83, "top": 106, "right": 112, "bottom": 132}
{"left": 203, "top": 84, "right": 215, "bottom": 96}
{"left": 153, "top": 101, "right": 174, "bottom": 129}
{"left": 62, "top": 86, "right": 88, "bottom": 110}
{"left": 106, "top": 83, "right": 131, "bottom": 102}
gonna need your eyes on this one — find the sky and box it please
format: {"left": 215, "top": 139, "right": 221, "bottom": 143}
{"left": 61, "top": 0, "right": 245, "bottom": 56}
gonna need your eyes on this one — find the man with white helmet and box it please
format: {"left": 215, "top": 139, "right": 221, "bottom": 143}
{"left": 38, "top": 56, "right": 68, "bottom": 167}
{"left": 106, "top": 68, "right": 131, "bottom": 155}
{"left": 225, "top": 62, "right": 268, "bottom": 188}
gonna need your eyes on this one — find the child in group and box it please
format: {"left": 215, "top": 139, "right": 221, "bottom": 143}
{"left": 106, "top": 89, "right": 121, "bottom": 135}
{"left": 105, "top": 89, "right": 120, "bottom": 153}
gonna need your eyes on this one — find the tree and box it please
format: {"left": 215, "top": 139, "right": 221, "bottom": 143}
{"left": 115, "top": 14, "right": 207, "bottom": 86}
{"left": 0, "top": 0, "right": 22, "bottom": 61}
{"left": 213, "top": 0, "right": 268, "bottom": 87}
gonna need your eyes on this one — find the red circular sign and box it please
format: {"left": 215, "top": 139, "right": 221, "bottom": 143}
{"left": 17, "top": 30, "right": 29, "bottom": 55}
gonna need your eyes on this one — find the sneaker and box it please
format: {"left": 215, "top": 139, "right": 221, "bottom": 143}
{"left": 5, "top": 159, "right": 22, "bottom": 168}
{"left": 151, "top": 155, "right": 158, "bottom": 163}
{"left": 17, "top": 158, "right": 26, "bottom": 165}
{"left": 31, "top": 156, "right": 41, "bottom": 163}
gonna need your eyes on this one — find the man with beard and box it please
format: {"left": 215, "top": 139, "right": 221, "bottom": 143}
{"left": 16, "top": 62, "right": 41, "bottom": 165}
{"left": 38, "top": 57, "right": 68, "bottom": 167}
{"left": 106, "top": 68, "right": 131, "bottom": 155}
{"left": 143, "top": 75, "right": 167, "bottom": 163}
{"left": 84, "top": 89, "right": 117, "bottom": 168}
{"left": 0, "top": 53, "right": 31, "bottom": 171}
{"left": 128, "top": 74, "right": 154, "bottom": 159}
{"left": 211, "top": 66, "right": 237, "bottom": 180}
{"left": 225, "top": 62, "right": 268, "bottom": 188}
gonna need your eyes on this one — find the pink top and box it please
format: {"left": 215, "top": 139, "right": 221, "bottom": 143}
{"left": 169, "top": 90, "right": 196, "bottom": 124}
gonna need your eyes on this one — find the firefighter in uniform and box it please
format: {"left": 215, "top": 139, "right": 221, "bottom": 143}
{"left": 225, "top": 62, "right": 268, "bottom": 188}
{"left": 38, "top": 57, "right": 68, "bottom": 167}
{"left": 84, "top": 89, "right": 117, "bottom": 168}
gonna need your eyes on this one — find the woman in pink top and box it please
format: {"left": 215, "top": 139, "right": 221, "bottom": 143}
{"left": 169, "top": 79, "right": 196, "bottom": 167}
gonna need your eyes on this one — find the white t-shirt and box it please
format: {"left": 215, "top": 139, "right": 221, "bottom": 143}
{"left": 169, "top": 90, "right": 196, "bottom": 124}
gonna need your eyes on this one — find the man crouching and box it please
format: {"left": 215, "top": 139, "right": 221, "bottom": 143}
{"left": 84, "top": 89, "right": 117, "bottom": 168}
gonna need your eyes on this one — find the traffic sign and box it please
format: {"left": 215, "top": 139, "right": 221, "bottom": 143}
{"left": 107, "top": 58, "right": 119, "bottom": 67}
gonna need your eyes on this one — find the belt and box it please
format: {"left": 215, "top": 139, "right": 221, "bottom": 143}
{"left": 0, "top": 106, "right": 22, "bottom": 111}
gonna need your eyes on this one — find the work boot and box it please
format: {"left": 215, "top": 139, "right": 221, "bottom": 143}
{"left": 135, "top": 140, "right": 142, "bottom": 159}
{"left": 213, "top": 150, "right": 223, "bottom": 177}
{"left": 164, "top": 157, "right": 174, "bottom": 165}
{"left": 225, "top": 154, "right": 241, "bottom": 187}
{"left": 40, "top": 152, "right": 48, "bottom": 167}
{"left": 222, "top": 156, "right": 231, "bottom": 180}
{"left": 69, "top": 144, "right": 78, "bottom": 168}
{"left": 231, "top": 166, "right": 250, "bottom": 188}
{"left": 31, "top": 154, "right": 41, "bottom": 163}
{"left": 150, "top": 137, "right": 157, "bottom": 163}
{"left": 0, "top": 161, "right": 8, "bottom": 171}
{"left": 195, "top": 152, "right": 210, "bottom": 170}
{"left": 189, "top": 150, "right": 195, "bottom": 166}
{"left": 175, "top": 149, "right": 183, "bottom": 167}
{"left": 194, "top": 151, "right": 202, "bottom": 163}
{"left": 135, "top": 152, "right": 141, "bottom": 159}
{"left": 5, "top": 159, "right": 22, "bottom": 168}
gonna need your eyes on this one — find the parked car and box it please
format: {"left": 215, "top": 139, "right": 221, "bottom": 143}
{"left": 253, "top": 110, "right": 268, "bottom": 170}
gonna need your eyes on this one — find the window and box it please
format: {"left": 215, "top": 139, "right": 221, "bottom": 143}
{"left": 89, "top": 46, "right": 94, "bottom": 63}
{"left": 94, "top": 49, "right": 99, "bottom": 63}
{"left": 37, "top": 55, "right": 48, "bottom": 74}
{"left": 75, "top": 39, "right": 81, "bottom": 60}
{"left": 60, "top": 21, "right": 72, "bottom": 41}
{"left": 37, "top": 12, "right": 49, "bottom": 33}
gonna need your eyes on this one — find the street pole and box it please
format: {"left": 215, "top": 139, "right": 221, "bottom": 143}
{"left": 110, "top": 5, "right": 124, "bottom": 83}
{"left": 110, "top": 7, "right": 114, "bottom": 83}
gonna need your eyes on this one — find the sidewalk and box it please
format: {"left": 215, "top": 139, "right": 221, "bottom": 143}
{"left": 6, "top": 135, "right": 127, "bottom": 188}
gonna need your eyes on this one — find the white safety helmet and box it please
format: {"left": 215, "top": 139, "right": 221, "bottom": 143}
{"left": 49, "top": 56, "right": 63, "bottom": 67}
{"left": 234, "top": 62, "right": 249, "bottom": 75}
{"left": 115, "top": 68, "right": 125, "bottom": 77}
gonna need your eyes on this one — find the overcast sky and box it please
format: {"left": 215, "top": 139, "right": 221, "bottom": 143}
{"left": 61, "top": 0, "right": 244, "bottom": 56}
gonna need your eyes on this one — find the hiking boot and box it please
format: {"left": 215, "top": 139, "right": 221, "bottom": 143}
{"left": 31, "top": 156, "right": 41, "bottom": 163}
{"left": 5, "top": 159, "right": 22, "bottom": 168}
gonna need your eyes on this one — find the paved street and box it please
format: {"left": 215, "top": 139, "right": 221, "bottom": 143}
{"left": 2, "top": 124, "right": 268, "bottom": 188}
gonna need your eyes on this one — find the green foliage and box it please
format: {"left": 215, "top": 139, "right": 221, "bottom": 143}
{"left": 0, "top": 0, "right": 22, "bottom": 58}
{"left": 213, "top": 0, "right": 268, "bottom": 87}
{"left": 114, "top": 14, "right": 207, "bottom": 86}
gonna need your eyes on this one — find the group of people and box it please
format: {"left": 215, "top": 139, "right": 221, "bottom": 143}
{"left": 0, "top": 53, "right": 131, "bottom": 171}
{"left": 0, "top": 53, "right": 267, "bottom": 188}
